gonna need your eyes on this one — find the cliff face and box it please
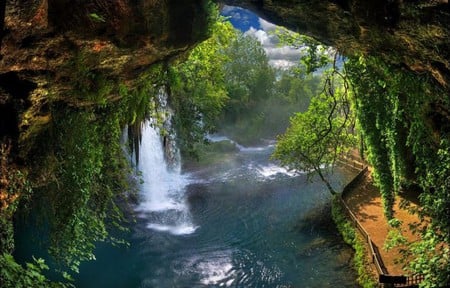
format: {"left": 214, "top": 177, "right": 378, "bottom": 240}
{"left": 0, "top": 0, "right": 448, "bottom": 174}
{"left": 0, "top": 1, "right": 448, "bottom": 282}
{"left": 1, "top": 0, "right": 449, "bottom": 152}
{"left": 224, "top": 0, "right": 449, "bottom": 88}
{"left": 0, "top": 0, "right": 210, "bottom": 157}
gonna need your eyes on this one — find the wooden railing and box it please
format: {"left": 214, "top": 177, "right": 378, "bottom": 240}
{"left": 337, "top": 167, "right": 424, "bottom": 287}
{"left": 337, "top": 150, "right": 367, "bottom": 171}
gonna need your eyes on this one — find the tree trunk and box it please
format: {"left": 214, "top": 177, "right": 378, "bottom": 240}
{"left": 316, "top": 168, "right": 336, "bottom": 195}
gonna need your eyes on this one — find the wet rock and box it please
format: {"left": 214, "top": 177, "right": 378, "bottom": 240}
{"left": 0, "top": 0, "right": 211, "bottom": 158}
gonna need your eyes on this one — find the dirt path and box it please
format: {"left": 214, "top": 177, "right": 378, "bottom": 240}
{"left": 343, "top": 171, "right": 421, "bottom": 276}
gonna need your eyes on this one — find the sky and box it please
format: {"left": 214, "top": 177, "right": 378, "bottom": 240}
{"left": 221, "top": 6, "right": 304, "bottom": 69}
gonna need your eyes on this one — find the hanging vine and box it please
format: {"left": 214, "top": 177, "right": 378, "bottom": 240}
{"left": 346, "top": 54, "right": 450, "bottom": 286}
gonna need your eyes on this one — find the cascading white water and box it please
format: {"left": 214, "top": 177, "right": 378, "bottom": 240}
{"left": 206, "top": 134, "right": 300, "bottom": 179}
{"left": 136, "top": 121, "right": 197, "bottom": 235}
{"left": 135, "top": 89, "right": 197, "bottom": 235}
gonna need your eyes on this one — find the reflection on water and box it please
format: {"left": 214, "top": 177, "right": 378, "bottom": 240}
{"left": 75, "top": 131, "right": 359, "bottom": 287}
{"left": 176, "top": 250, "right": 236, "bottom": 286}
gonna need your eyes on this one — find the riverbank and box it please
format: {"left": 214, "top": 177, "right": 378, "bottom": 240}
{"left": 334, "top": 166, "right": 423, "bottom": 287}
{"left": 332, "top": 166, "right": 378, "bottom": 288}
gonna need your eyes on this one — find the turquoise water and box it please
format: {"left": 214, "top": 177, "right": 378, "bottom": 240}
{"left": 72, "top": 127, "right": 359, "bottom": 288}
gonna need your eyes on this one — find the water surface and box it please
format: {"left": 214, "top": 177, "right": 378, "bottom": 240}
{"left": 75, "top": 124, "right": 358, "bottom": 287}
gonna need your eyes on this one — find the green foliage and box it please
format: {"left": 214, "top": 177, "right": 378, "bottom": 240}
{"left": 198, "top": 1, "right": 221, "bottom": 39}
{"left": 273, "top": 66, "right": 357, "bottom": 194}
{"left": 346, "top": 54, "right": 450, "bottom": 286}
{"left": 384, "top": 229, "right": 407, "bottom": 252}
{"left": 238, "top": 66, "right": 323, "bottom": 144}
{"left": 218, "top": 34, "right": 279, "bottom": 144}
{"left": 273, "top": 27, "right": 330, "bottom": 74}
{"left": 168, "top": 16, "right": 237, "bottom": 156}
{"left": 409, "top": 140, "right": 450, "bottom": 287}
{"left": 8, "top": 52, "right": 175, "bottom": 285}
{"left": 332, "top": 198, "right": 356, "bottom": 244}
{"left": 0, "top": 254, "right": 68, "bottom": 288}
{"left": 218, "top": 31, "right": 323, "bottom": 145}
{"left": 275, "top": 69, "right": 321, "bottom": 109}
{"left": 270, "top": 29, "right": 357, "bottom": 193}
{"left": 169, "top": 17, "right": 322, "bottom": 149}
{"left": 352, "top": 235, "right": 378, "bottom": 288}
{"left": 20, "top": 79, "right": 151, "bottom": 280}
{"left": 1, "top": 145, "right": 56, "bottom": 288}
{"left": 332, "top": 197, "right": 378, "bottom": 288}
{"left": 169, "top": 12, "right": 325, "bottom": 149}
{"left": 409, "top": 232, "right": 450, "bottom": 287}
{"left": 222, "top": 34, "right": 275, "bottom": 116}
{"left": 36, "top": 106, "right": 131, "bottom": 276}
{"left": 88, "top": 13, "right": 105, "bottom": 23}
{"left": 0, "top": 143, "right": 33, "bottom": 254}
{"left": 66, "top": 51, "right": 115, "bottom": 105}
{"left": 0, "top": 216, "right": 14, "bottom": 254}
{"left": 118, "top": 64, "right": 166, "bottom": 158}
{"left": 346, "top": 56, "right": 409, "bottom": 218}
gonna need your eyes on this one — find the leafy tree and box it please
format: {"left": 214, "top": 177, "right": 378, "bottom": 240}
{"left": 273, "top": 27, "right": 330, "bottom": 74}
{"left": 273, "top": 67, "right": 357, "bottom": 194}
{"left": 275, "top": 68, "right": 321, "bottom": 111}
{"left": 271, "top": 27, "right": 356, "bottom": 193}
{"left": 222, "top": 34, "right": 276, "bottom": 120}
{"left": 168, "top": 14, "right": 237, "bottom": 156}
{"left": 216, "top": 33, "right": 280, "bottom": 144}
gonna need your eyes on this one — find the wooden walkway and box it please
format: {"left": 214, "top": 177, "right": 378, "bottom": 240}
{"left": 338, "top": 162, "right": 423, "bottom": 286}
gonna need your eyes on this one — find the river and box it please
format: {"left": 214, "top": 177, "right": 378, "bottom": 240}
{"left": 73, "top": 121, "right": 359, "bottom": 287}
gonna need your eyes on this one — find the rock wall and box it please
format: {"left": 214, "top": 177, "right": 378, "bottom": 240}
{"left": 223, "top": 0, "right": 449, "bottom": 89}
{"left": 0, "top": 0, "right": 448, "bottom": 156}
{"left": 0, "top": 0, "right": 210, "bottom": 156}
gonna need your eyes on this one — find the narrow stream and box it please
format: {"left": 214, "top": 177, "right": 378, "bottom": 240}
{"left": 75, "top": 121, "right": 359, "bottom": 287}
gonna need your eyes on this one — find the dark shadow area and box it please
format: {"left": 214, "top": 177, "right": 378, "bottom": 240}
{"left": 398, "top": 184, "right": 421, "bottom": 206}
{"left": 294, "top": 202, "right": 335, "bottom": 235}
{"left": 0, "top": 72, "right": 35, "bottom": 147}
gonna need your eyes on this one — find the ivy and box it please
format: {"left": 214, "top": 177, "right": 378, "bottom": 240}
{"left": 36, "top": 106, "right": 132, "bottom": 276}
{"left": 346, "top": 56, "right": 412, "bottom": 218}
{"left": 346, "top": 54, "right": 450, "bottom": 286}
{"left": 16, "top": 77, "right": 152, "bottom": 281}
{"left": 0, "top": 253, "right": 68, "bottom": 288}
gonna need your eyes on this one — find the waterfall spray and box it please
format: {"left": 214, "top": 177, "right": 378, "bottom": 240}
{"left": 135, "top": 89, "right": 197, "bottom": 235}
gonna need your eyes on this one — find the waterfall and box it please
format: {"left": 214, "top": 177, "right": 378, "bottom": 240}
{"left": 135, "top": 91, "right": 197, "bottom": 235}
